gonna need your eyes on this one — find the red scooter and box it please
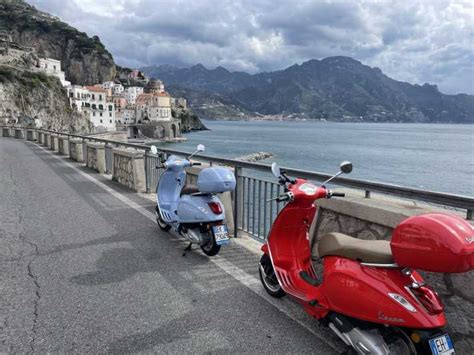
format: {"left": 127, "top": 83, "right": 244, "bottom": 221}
{"left": 259, "top": 162, "right": 473, "bottom": 355}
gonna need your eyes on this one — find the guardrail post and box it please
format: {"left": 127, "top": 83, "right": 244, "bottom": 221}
{"left": 233, "top": 166, "right": 242, "bottom": 238}
{"left": 365, "top": 190, "right": 371, "bottom": 198}
{"left": 467, "top": 209, "right": 473, "bottom": 221}
{"left": 144, "top": 149, "right": 150, "bottom": 193}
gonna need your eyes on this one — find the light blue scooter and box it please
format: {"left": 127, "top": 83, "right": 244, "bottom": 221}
{"left": 150, "top": 144, "right": 236, "bottom": 256}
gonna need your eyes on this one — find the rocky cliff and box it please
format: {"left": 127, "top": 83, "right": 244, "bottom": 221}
{"left": 142, "top": 57, "right": 474, "bottom": 123}
{"left": 0, "top": 0, "right": 115, "bottom": 85}
{"left": 0, "top": 65, "right": 91, "bottom": 132}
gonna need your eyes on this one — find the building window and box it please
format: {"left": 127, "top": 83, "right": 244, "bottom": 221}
{"left": 53, "top": 65, "right": 56, "bottom": 70}
{"left": 99, "top": 95, "right": 102, "bottom": 100}
{"left": 93, "top": 112, "right": 96, "bottom": 116}
{"left": 109, "top": 120, "right": 112, "bottom": 123}
{"left": 100, "top": 113, "right": 103, "bottom": 117}
{"left": 109, "top": 113, "right": 112, "bottom": 117}
{"left": 92, "top": 104, "right": 96, "bottom": 109}
{"left": 109, "top": 105, "right": 113, "bottom": 111}
{"left": 92, "top": 94, "right": 95, "bottom": 100}
{"left": 100, "top": 119, "right": 103, "bottom": 123}
{"left": 99, "top": 104, "right": 103, "bottom": 110}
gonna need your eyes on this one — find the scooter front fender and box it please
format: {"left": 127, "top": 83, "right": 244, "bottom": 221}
{"left": 177, "top": 194, "right": 225, "bottom": 224}
{"left": 321, "top": 256, "right": 446, "bottom": 329}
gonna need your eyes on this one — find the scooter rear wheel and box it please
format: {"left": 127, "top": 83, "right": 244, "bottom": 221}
{"left": 259, "top": 254, "right": 286, "bottom": 298}
{"left": 200, "top": 231, "right": 221, "bottom": 256}
{"left": 155, "top": 205, "right": 171, "bottom": 231}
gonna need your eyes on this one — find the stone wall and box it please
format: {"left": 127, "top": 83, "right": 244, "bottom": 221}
{"left": 112, "top": 148, "right": 145, "bottom": 192}
{"left": 310, "top": 195, "right": 474, "bottom": 352}
{"left": 58, "top": 136, "right": 69, "bottom": 155}
{"left": 86, "top": 142, "right": 105, "bottom": 174}
{"left": 86, "top": 131, "right": 128, "bottom": 142}
{"left": 69, "top": 139, "right": 84, "bottom": 163}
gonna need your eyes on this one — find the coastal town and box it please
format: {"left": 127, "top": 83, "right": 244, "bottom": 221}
{"left": 41, "top": 58, "right": 187, "bottom": 141}
{"left": 0, "top": 31, "right": 187, "bottom": 141}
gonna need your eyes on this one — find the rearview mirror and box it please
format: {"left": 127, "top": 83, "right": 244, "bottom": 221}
{"left": 150, "top": 145, "right": 158, "bottom": 155}
{"left": 197, "top": 144, "right": 205, "bottom": 152}
{"left": 271, "top": 162, "right": 281, "bottom": 178}
{"left": 340, "top": 161, "right": 353, "bottom": 174}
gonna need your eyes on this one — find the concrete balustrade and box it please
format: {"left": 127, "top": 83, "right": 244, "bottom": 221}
{"left": 51, "top": 134, "right": 59, "bottom": 152}
{"left": 86, "top": 142, "right": 106, "bottom": 174}
{"left": 14, "top": 128, "right": 24, "bottom": 139}
{"left": 43, "top": 132, "right": 51, "bottom": 148}
{"left": 58, "top": 136, "right": 69, "bottom": 155}
{"left": 27, "top": 129, "right": 37, "bottom": 141}
{"left": 112, "top": 148, "right": 146, "bottom": 192}
{"left": 69, "top": 139, "right": 84, "bottom": 163}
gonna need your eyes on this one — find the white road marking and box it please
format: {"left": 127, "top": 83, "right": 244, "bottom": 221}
{"left": 34, "top": 143, "right": 339, "bottom": 351}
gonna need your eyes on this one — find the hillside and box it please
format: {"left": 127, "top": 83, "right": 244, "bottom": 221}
{"left": 0, "top": 0, "right": 115, "bottom": 85}
{"left": 0, "top": 65, "right": 91, "bottom": 132}
{"left": 142, "top": 57, "right": 474, "bottom": 123}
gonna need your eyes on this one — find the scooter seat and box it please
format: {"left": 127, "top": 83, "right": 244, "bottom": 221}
{"left": 180, "top": 184, "right": 200, "bottom": 196}
{"left": 318, "top": 233, "right": 394, "bottom": 264}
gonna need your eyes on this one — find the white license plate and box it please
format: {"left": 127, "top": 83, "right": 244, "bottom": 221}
{"left": 212, "top": 225, "right": 229, "bottom": 245}
{"left": 429, "top": 334, "right": 455, "bottom": 355}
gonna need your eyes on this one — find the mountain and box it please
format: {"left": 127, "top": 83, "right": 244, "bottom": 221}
{"left": 0, "top": 0, "right": 115, "bottom": 85}
{"left": 141, "top": 57, "right": 474, "bottom": 123}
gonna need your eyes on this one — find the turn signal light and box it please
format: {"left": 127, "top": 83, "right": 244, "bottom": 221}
{"left": 411, "top": 285, "right": 444, "bottom": 314}
{"left": 208, "top": 202, "right": 223, "bottom": 214}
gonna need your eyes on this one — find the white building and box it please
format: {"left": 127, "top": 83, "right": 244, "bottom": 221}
{"left": 113, "top": 83, "right": 124, "bottom": 95}
{"left": 67, "top": 85, "right": 116, "bottom": 131}
{"left": 37, "top": 58, "right": 70, "bottom": 87}
{"left": 135, "top": 92, "right": 172, "bottom": 123}
{"left": 122, "top": 106, "right": 137, "bottom": 124}
{"left": 123, "top": 86, "right": 143, "bottom": 105}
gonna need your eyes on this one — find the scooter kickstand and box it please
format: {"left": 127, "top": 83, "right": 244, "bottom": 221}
{"left": 182, "top": 242, "right": 193, "bottom": 256}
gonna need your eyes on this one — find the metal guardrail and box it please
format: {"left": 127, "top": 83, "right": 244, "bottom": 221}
{"left": 2, "top": 126, "right": 473, "bottom": 241}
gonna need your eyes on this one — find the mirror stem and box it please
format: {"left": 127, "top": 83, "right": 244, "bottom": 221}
{"left": 321, "top": 171, "right": 342, "bottom": 186}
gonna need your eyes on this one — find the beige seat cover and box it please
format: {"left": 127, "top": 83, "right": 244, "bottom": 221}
{"left": 318, "top": 233, "right": 394, "bottom": 264}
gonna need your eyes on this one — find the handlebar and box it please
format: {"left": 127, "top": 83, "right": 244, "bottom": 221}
{"left": 326, "top": 189, "right": 345, "bottom": 198}
{"left": 267, "top": 192, "right": 294, "bottom": 203}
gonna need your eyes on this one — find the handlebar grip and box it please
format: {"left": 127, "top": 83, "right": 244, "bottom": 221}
{"left": 331, "top": 192, "right": 345, "bottom": 197}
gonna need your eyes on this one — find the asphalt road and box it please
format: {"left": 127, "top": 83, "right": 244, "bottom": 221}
{"left": 0, "top": 138, "right": 341, "bottom": 354}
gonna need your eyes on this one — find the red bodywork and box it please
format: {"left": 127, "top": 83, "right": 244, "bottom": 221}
{"left": 261, "top": 178, "right": 474, "bottom": 329}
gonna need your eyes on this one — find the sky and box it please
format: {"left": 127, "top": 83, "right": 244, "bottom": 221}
{"left": 28, "top": 0, "right": 473, "bottom": 95}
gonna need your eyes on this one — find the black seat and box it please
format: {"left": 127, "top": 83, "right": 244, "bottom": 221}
{"left": 180, "top": 184, "right": 200, "bottom": 196}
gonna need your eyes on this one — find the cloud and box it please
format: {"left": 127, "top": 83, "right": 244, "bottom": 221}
{"left": 28, "top": 0, "right": 473, "bottom": 94}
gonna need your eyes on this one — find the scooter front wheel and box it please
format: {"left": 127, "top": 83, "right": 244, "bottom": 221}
{"left": 259, "top": 254, "right": 286, "bottom": 298}
{"left": 200, "top": 231, "right": 221, "bottom": 256}
{"left": 155, "top": 205, "right": 171, "bottom": 231}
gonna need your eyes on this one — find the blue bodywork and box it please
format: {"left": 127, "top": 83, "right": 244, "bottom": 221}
{"left": 156, "top": 155, "right": 230, "bottom": 225}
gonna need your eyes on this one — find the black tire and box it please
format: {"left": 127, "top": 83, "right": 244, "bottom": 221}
{"left": 259, "top": 254, "right": 286, "bottom": 298}
{"left": 200, "top": 231, "right": 221, "bottom": 256}
{"left": 155, "top": 205, "right": 171, "bottom": 231}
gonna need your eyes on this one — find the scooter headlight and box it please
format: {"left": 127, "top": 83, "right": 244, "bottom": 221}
{"left": 388, "top": 293, "right": 417, "bottom": 312}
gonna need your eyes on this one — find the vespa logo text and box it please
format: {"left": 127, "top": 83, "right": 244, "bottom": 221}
{"left": 466, "top": 236, "right": 474, "bottom": 244}
{"left": 378, "top": 312, "right": 405, "bottom": 323}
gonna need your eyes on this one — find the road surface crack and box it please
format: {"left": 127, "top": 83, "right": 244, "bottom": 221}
{"left": 9, "top": 170, "right": 41, "bottom": 352}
